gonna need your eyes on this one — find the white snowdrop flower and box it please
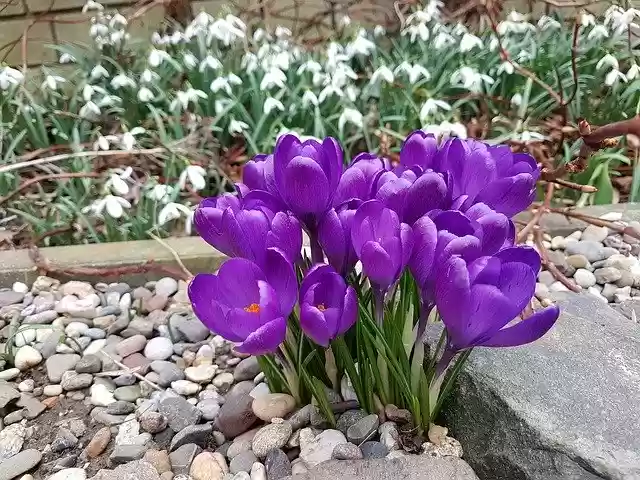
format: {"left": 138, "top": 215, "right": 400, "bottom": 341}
{"left": 394, "top": 62, "right": 430, "bottom": 85}
{"left": 605, "top": 6, "right": 640, "bottom": 34}
{"left": 179, "top": 165, "right": 207, "bottom": 191}
{"left": 59, "top": 53, "right": 76, "bottom": 63}
{"left": 228, "top": 73, "right": 242, "bottom": 86}
{"left": 199, "top": 55, "right": 222, "bottom": 72}
{"left": 588, "top": 25, "right": 609, "bottom": 40}
{"left": 419, "top": 98, "right": 451, "bottom": 121}
{"left": 596, "top": 54, "right": 619, "bottom": 71}
{"left": 627, "top": 64, "right": 640, "bottom": 80}
{"left": 137, "top": 87, "right": 155, "bottom": 102}
{"left": 497, "top": 61, "right": 515, "bottom": 75}
{"left": 214, "top": 98, "right": 233, "bottom": 115}
{"left": 275, "top": 26, "right": 291, "bottom": 38}
{"left": 183, "top": 53, "right": 198, "bottom": 70}
{"left": 241, "top": 52, "right": 258, "bottom": 74}
{"left": 373, "top": 25, "right": 386, "bottom": 37}
{"left": 459, "top": 33, "right": 483, "bottom": 52}
{"left": 82, "top": 84, "right": 101, "bottom": 101}
{"left": 339, "top": 15, "right": 351, "bottom": 27}
{"left": 97, "top": 94, "right": 120, "bottom": 108}
{"left": 79, "top": 101, "right": 100, "bottom": 118}
{"left": 149, "top": 49, "right": 170, "bottom": 67}
{"left": 149, "top": 184, "right": 173, "bottom": 203}
{"left": 537, "top": 15, "right": 561, "bottom": 30}
{"left": 228, "top": 119, "right": 249, "bottom": 135}
{"left": 109, "top": 13, "right": 127, "bottom": 28}
{"left": 403, "top": 23, "right": 430, "bottom": 43}
{"left": 253, "top": 28, "right": 268, "bottom": 42}
{"left": 370, "top": 66, "right": 394, "bottom": 85}
{"left": 171, "top": 88, "right": 207, "bottom": 111}
{"left": 210, "top": 77, "right": 231, "bottom": 94}
{"left": 107, "top": 166, "right": 133, "bottom": 195}
{"left": 82, "top": 0, "right": 103, "bottom": 12}
{"left": 94, "top": 134, "right": 116, "bottom": 151}
{"left": 276, "top": 128, "right": 316, "bottom": 142}
{"left": 511, "top": 93, "right": 523, "bottom": 106}
{"left": 451, "top": 67, "right": 494, "bottom": 92}
{"left": 260, "top": 68, "right": 287, "bottom": 90}
{"left": 169, "top": 31, "right": 183, "bottom": 44}
{"left": 89, "top": 22, "right": 108, "bottom": 38}
{"left": 141, "top": 69, "right": 159, "bottom": 84}
{"left": 301, "top": 90, "right": 319, "bottom": 109}
{"left": 120, "top": 127, "right": 145, "bottom": 151}
{"left": 346, "top": 32, "right": 376, "bottom": 57}
{"left": 111, "top": 73, "right": 135, "bottom": 89}
{"left": 433, "top": 31, "right": 455, "bottom": 49}
{"left": 42, "top": 75, "right": 65, "bottom": 90}
{"left": 263, "top": 97, "right": 285, "bottom": 115}
{"left": 423, "top": 121, "right": 467, "bottom": 139}
{"left": 194, "top": 11, "right": 212, "bottom": 27}
{"left": 158, "top": 202, "right": 192, "bottom": 226}
{"left": 87, "top": 195, "right": 131, "bottom": 219}
{"left": 271, "top": 51, "right": 291, "bottom": 72}
{"left": 318, "top": 84, "right": 344, "bottom": 104}
{"left": 580, "top": 12, "right": 596, "bottom": 27}
{"left": 507, "top": 11, "right": 527, "bottom": 22}
{"left": 516, "top": 131, "right": 545, "bottom": 142}
{"left": 90, "top": 64, "right": 109, "bottom": 80}
{"left": 0, "top": 66, "right": 23, "bottom": 90}
{"left": 605, "top": 69, "right": 627, "bottom": 86}
{"left": 345, "top": 86, "right": 358, "bottom": 103}
{"left": 338, "top": 108, "right": 363, "bottom": 132}
{"left": 210, "top": 14, "right": 246, "bottom": 46}
{"left": 497, "top": 19, "right": 535, "bottom": 35}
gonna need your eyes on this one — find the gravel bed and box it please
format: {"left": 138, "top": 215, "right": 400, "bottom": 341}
{"left": 0, "top": 276, "right": 460, "bottom": 480}
{"left": 535, "top": 211, "right": 640, "bottom": 321}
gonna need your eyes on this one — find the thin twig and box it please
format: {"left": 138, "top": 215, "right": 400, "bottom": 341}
{"left": 149, "top": 232, "right": 194, "bottom": 280}
{"left": 99, "top": 350, "right": 162, "bottom": 391}
{"left": 517, "top": 183, "right": 554, "bottom": 242}
{"left": 534, "top": 230, "right": 580, "bottom": 292}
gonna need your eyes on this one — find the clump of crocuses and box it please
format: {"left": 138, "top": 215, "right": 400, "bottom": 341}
{"left": 188, "top": 131, "right": 560, "bottom": 432}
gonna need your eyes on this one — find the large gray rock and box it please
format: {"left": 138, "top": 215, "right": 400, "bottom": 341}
{"left": 443, "top": 292, "right": 640, "bottom": 480}
{"left": 290, "top": 456, "right": 478, "bottom": 480}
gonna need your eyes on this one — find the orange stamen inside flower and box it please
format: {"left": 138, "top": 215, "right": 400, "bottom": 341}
{"left": 244, "top": 303, "right": 260, "bottom": 313}
{"left": 317, "top": 304, "right": 326, "bottom": 311}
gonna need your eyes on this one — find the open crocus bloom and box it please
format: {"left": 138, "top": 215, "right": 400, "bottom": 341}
{"left": 299, "top": 264, "right": 357, "bottom": 346}
{"left": 188, "top": 249, "right": 296, "bottom": 355}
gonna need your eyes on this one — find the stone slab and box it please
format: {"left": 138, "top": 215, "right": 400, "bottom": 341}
{"left": 289, "top": 456, "right": 478, "bottom": 480}
{"left": 443, "top": 292, "right": 640, "bottom": 480}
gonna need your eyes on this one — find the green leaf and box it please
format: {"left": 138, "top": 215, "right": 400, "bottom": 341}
{"left": 593, "top": 162, "right": 614, "bottom": 205}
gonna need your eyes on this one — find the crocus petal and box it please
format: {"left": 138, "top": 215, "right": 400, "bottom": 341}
{"left": 300, "top": 304, "right": 332, "bottom": 346}
{"left": 475, "top": 174, "right": 536, "bottom": 217}
{"left": 400, "top": 130, "right": 438, "bottom": 170}
{"left": 263, "top": 248, "right": 297, "bottom": 315}
{"left": 337, "top": 286, "right": 358, "bottom": 336}
{"left": 477, "top": 305, "right": 559, "bottom": 347}
{"left": 281, "top": 156, "right": 331, "bottom": 214}
{"left": 360, "top": 241, "right": 397, "bottom": 289}
{"left": 215, "top": 258, "right": 262, "bottom": 308}
{"left": 236, "top": 317, "right": 287, "bottom": 354}
{"left": 435, "top": 256, "right": 471, "bottom": 344}
{"left": 267, "top": 212, "right": 303, "bottom": 264}
{"left": 410, "top": 215, "right": 437, "bottom": 288}
{"left": 496, "top": 246, "right": 541, "bottom": 274}
{"left": 403, "top": 172, "right": 448, "bottom": 224}
{"left": 188, "top": 274, "right": 243, "bottom": 342}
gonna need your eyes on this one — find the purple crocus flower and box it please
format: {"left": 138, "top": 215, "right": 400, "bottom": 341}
{"left": 188, "top": 249, "right": 297, "bottom": 355}
{"left": 399, "top": 130, "right": 440, "bottom": 171}
{"left": 441, "top": 139, "right": 540, "bottom": 217}
{"left": 435, "top": 246, "right": 559, "bottom": 355}
{"left": 351, "top": 200, "right": 414, "bottom": 292}
{"left": 333, "top": 153, "right": 386, "bottom": 205}
{"left": 272, "top": 134, "right": 343, "bottom": 226}
{"left": 318, "top": 200, "right": 360, "bottom": 277}
{"left": 374, "top": 168, "right": 449, "bottom": 225}
{"left": 194, "top": 192, "right": 302, "bottom": 268}
{"left": 299, "top": 264, "right": 358, "bottom": 346}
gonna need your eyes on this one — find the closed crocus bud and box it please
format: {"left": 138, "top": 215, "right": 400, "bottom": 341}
{"left": 351, "top": 200, "right": 414, "bottom": 292}
{"left": 241, "top": 154, "right": 281, "bottom": 201}
{"left": 194, "top": 192, "right": 302, "bottom": 267}
{"left": 441, "top": 139, "right": 540, "bottom": 218}
{"left": 399, "top": 130, "right": 440, "bottom": 171}
{"left": 188, "top": 249, "right": 297, "bottom": 355}
{"left": 299, "top": 264, "right": 357, "bottom": 346}
{"left": 333, "top": 153, "right": 386, "bottom": 205}
{"left": 272, "top": 134, "right": 344, "bottom": 226}
{"left": 318, "top": 200, "right": 360, "bottom": 277}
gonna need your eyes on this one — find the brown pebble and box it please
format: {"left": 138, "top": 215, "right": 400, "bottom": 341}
{"left": 41, "top": 397, "right": 59, "bottom": 409}
{"left": 144, "top": 449, "right": 172, "bottom": 474}
{"left": 85, "top": 427, "right": 111, "bottom": 458}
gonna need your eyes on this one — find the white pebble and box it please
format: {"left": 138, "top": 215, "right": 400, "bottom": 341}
{"left": 0, "top": 368, "right": 20, "bottom": 381}
{"left": 14, "top": 329, "right": 36, "bottom": 347}
{"left": 144, "top": 337, "right": 174, "bottom": 361}
{"left": 573, "top": 269, "right": 597, "bottom": 288}
{"left": 171, "top": 380, "right": 201, "bottom": 396}
{"left": 65, "top": 322, "right": 89, "bottom": 338}
{"left": 18, "top": 379, "right": 35, "bottom": 392}
{"left": 550, "top": 236, "right": 566, "bottom": 250}
{"left": 84, "top": 339, "right": 107, "bottom": 356}
{"left": 600, "top": 212, "right": 623, "bottom": 221}
{"left": 90, "top": 384, "right": 115, "bottom": 406}
{"left": 14, "top": 345, "right": 43, "bottom": 371}
{"left": 549, "top": 281, "right": 571, "bottom": 293}
{"left": 12, "top": 282, "right": 28, "bottom": 294}
{"left": 588, "top": 286, "right": 608, "bottom": 303}
{"left": 44, "top": 384, "right": 63, "bottom": 396}
{"left": 568, "top": 230, "right": 582, "bottom": 240}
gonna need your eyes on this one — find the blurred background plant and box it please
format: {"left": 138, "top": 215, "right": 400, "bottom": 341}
{"left": 0, "top": 0, "right": 639, "bottom": 248}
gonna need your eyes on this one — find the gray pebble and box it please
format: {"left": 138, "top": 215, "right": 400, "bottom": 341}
{"left": 332, "top": 442, "right": 363, "bottom": 460}
{"left": 230, "top": 450, "right": 259, "bottom": 474}
{"left": 360, "top": 441, "right": 388, "bottom": 459}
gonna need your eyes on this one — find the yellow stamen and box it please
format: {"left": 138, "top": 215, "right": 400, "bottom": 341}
{"left": 244, "top": 303, "right": 260, "bottom": 313}
{"left": 317, "top": 304, "right": 326, "bottom": 312}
